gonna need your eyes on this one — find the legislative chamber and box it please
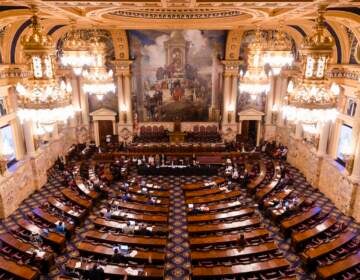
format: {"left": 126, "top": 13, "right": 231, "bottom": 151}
{"left": 0, "top": 1, "right": 360, "bottom": 279}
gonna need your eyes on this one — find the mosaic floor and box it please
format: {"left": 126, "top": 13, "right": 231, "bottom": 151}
{"left": 0, "top": 160, "right": 359, "bottom": 279}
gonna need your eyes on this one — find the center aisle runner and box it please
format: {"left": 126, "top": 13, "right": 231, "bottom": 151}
{"left": 164, "top": 175, "right": 191, "bottom": 280}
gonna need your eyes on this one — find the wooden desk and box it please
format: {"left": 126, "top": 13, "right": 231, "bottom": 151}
{"left": 66, "top": 258, "right": 163, "bottom": 279}
{"left": 85, "top": 230, "right": 166, "bottom": 247}
{"left": 92, "top": 217, "right": 168, "bottom": 235}
{"left": 110, "top": 200, "right": 168, "bottom": 214}
{"left": 48, "top": 197, "right": 86, "bottom": 221}
{"left": 280, "top": 206, "right": 321, "bottom": 233}
{"left": 291, "top": 218, "right": 336, "bottom": 249}
{"left": 189, "top": 228, "right": 270, "bottom": 248}
{"left": 187, "top": 208, "right": 255, "bottom": 223}
{"left": 255, "top": 179, "right": 280, "bottom": 202}
{"left": 32, "top": 208, "right": 75, "bottom": 233}
{"left": 185, "top": 187, "right": 223, "bottom": 198}
{"left": 75, "top": 179, "right": 100, "bottom": 200}
{"left": 17, "top": 220, "right": 66, "bottom": 251}
{"left": 76, "top": 241, "right": 165, "bottom": 263}
{"left": 100, "top": 208, "right": 167, "bottom": 223}
{"left": 269, "top": 197, "right": 306, "bottom": 221}
{"left": 263, "top": 188, "right": 293, "bottom": 208}
{"left": 186, "top": 190, "right": 243, "bottom": 204}
{"left": 202, "top": 200, "right": 246, "bottom": 212}
{"left": 192, "top": 258, "right": 289, "bottom": 278}
{"left": 61, "top": 188, "right": 93, "bottom": 209}
{"left": 188, "top": 217, "right": 261, "bottom": 234}
{"left": 301, "top": 231, "right": 356, "bottom": 264}
{"left": 0, "top": 233, "right": 54, "bottom": 269}
{"left": 120, "top": 185, "right": 169, "bottom": 198}
{"left": 0, "top": 255, "right": 39, "bottom": 280}
{"left": 117, "top": 190, "right": 169, "bottom": 205}
{"left": 183, "top": 177, "right": 225, "bottom": 191}
{"left": 191, "top": 241, "right": 278, "bottom": 261}
{"left": 316, "top": 251, "right": 360, "bottom": 279}
{"left": 247, "top": 162, "right": 267, "bottom": 191}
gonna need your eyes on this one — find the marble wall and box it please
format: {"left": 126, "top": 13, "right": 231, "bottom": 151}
{"left": 0, "top": 125, "right": 85, "bottom": 218}
{"left": 276, "top": 125, "right": 360, "bottom": 222}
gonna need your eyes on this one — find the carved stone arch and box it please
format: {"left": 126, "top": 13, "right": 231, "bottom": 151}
{"left": 109, "top": 29, "right": 129, "bottom": 60}
{"left": 327, "top": 19, "right": 350, "bottom": 64}
{"left": 225, "top": 29, "right": 244, "bottom": 60}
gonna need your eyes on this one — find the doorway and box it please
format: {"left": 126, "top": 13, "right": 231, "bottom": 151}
{"left": 99, "top": 120, "right": 113, "bottom": 145}
{"left": 241, "top": 120, "right": 257, "bottom": 146}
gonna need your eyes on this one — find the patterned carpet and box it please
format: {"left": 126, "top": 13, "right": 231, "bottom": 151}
{"left": 0, "top": 159, "right": 359, "bottom": 279}
{"left": 164, "top": 175, "right": 191, "bottom": 280}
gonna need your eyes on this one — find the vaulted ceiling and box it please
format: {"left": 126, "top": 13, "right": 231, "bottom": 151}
{"left": 0, "top": 1, "right": 360, "bottom": 64}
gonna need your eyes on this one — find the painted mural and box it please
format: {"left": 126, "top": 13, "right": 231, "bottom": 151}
{"left": 129, "top": 30, "right": 226, "bottom": 122}
{"left": 347, "top": 27, "right": 360, "bottom": 64}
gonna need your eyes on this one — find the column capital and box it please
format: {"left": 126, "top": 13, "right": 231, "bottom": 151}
{"left": 221, "top": 60, "right": 243, "bottom": 76}
{"left": 112, "top": 59, "right": 132, "bottom": 76}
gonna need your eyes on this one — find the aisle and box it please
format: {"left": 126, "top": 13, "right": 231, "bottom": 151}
{"left": 164, "top": 175, "right": 191, "bottom": 280}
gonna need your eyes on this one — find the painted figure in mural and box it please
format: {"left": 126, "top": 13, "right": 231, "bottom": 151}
{"left": 129, "top": 30, "right": 225, "bottom": 121}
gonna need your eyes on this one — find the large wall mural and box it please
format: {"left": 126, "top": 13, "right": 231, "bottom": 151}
{"left": 129, "top": 30, "right": 226, "bottom": 122}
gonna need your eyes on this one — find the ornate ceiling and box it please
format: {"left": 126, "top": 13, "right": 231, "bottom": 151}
{"left": 0, "top": 0, "right": 359, "bottom": 29}
{"left": 0, "top": 1, "right": 360, "bottom": 65}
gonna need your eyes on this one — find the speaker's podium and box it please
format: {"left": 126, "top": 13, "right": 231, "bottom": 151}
{"left": 169, "top": 121, "right": 185, "bottom": 143}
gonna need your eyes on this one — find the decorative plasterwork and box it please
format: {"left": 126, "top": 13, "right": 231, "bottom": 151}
{"left": 109, "top": 8, "right": 244, "bottom": 19}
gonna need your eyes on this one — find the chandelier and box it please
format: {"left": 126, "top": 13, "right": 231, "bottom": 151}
{"left": 16, "top": 10, "right": 74, "bottom": 129}
{"left": 282, "top": 6, "right": 339, "bottom": 130}
{"left": 60, "top": 26, "right": 96, "bottom": 76}
{"left": 239, "top": 28, "right": 271, "bottom": 100}
{"left": 82, "top": 31, "right": 115, "bottom": 100}
{"left": 263, "top": 30, "right": 294, "bottom": 75}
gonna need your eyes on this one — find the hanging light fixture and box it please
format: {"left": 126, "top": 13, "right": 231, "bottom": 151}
{"left": 16, "top": 9, "right": 75, "bottom": 129}
{"left": 282, "top": 6, "right": 339, "bottom": 130}
{"left": 239, "top": 28, "right": 271, "bottom": 100}
{"left": 82, "top": 30, "right": 115, "bottom": 100}
{"left": 263, "top": 29, "right": 294, "bottom": 75}
{"left": 60, "top": 23, "right": 96, "bottom": 75}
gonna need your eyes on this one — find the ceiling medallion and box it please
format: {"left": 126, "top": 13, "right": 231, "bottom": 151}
{"left": 109, "top": 8, "right": 243, "bottom": 19}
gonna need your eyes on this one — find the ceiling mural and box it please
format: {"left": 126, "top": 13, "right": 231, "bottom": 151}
{"left": 129, "top": 29, "right": 226, "bottom": 122}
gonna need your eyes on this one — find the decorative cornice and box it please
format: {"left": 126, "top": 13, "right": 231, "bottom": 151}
{"left": 109, "top": 9, "right": 243, "bottom": 20}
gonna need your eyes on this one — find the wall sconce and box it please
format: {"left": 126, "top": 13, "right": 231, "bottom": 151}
{"left": 227, "top": 110, "right": 233, "bottom": 123}
{"left": 120, "top": 104, "right": 128, "bottom": 123}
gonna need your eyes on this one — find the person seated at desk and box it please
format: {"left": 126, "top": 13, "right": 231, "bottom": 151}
{"left": 232, "top": 169, "right": 239, "bottom": 181}
{"left": 89, "top": 263, "right": 105, "bottom": 280}
{"left": 111, "top": 247, "right": 124, "bottom": 263}
{"left": 55, "top": 221, "right": 65, "bottom": 234}
{"left": 104, "top": 207, "right": 112, "bottom": 220}
{"left": 225, "top": 165, "right": 233, "bottom": 178}
{"left": 121, "top": 193, "right": 131, "bottom": 202}
{"left": 238, "top": 233, "right": 246, "bottom": 249}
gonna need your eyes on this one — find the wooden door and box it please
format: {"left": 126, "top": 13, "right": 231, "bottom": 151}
{"left": 99, "top": 120, "right": 113, "bottom": 145}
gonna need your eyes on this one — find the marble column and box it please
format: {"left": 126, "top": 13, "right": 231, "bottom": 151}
{"left": 317, "top": 121, "right": 330, "bottom": 155}
{"left": 230, "top": 74, "right": 238, "bottom": 123}
{"left": 295, "top": 122, "right": 303, "bottom": 139}
{"left": 93, "top": 121, "right": 100, "bottom": 147}
{"left": 23, "top": 120, "right": 36, "bottom": 156}
{"left": 256, "top": 120, "right": 261, "bottom": 146}
{"left": 113, "top": 60, "right": 134, "bottom": 142}
{"left": 265, "top": 76, "right": 276, "bottom": 125}
{"left": 79, "top": 77, "right": 90, "bottom": 126}
{"left": 52, "top": 122, "right": 59, "bottom": 140}
{"left": 10, "top": 119, "right": 25, "bottom": 160}
{"left": 222, "top": 74, "right": 231, "bottom": 125}
{"left": 124, "top": 73, "right": 133, "bottom": 126}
